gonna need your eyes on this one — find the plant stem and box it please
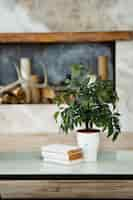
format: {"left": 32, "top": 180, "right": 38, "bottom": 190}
{"left": 90, "top": 122, "right": 93, "bottom": 128}
{"left": 85, "top": 121, "right": 93, "bottom": 130}
{"left": 85, "top": 121, "right": 89, "bottom": 130}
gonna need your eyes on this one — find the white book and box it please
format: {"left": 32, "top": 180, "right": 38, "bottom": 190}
{"left": 43, "top": 157, "right": 83, "bottom": 165}
{"left": 41, "top": 144, "right": 81, "bottom": 156}
{"left": 41, "top": 151, "right": 68, "bottom": 161}
{"left": 41, "top": 151, "right": 83, "bottom": 161}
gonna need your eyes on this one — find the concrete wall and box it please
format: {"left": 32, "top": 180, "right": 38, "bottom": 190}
{"left": 17, "top": 0, "right": 133, "bottom": 32}
{"left": 0, "top": 0, "right": 133, "bottom": 133}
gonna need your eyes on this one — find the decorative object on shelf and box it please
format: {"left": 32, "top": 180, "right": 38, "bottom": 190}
{"left": 0, "top": 58, "right": 49, "bottom": 104}
{"left": 54, "top": 64, "right": 121, "bottom": 162}
{"left": 1, "top": 92, "right": 17, "bottom": 104}
{"left": 12, "top": 86, "right": 26, "bottom": 102}
{"left": 76, "top": 129, "right": 99, "bottom": 161}
{"left": 0, "top": 86, "right": 26, "bottom": 104}
{"left": 40, "top": 67, "right": 56, "bottom": 103}
{"left": 41, "top": 144, "right": 83, "bottom": 165}
{"left": 31, "top": 75, "right": 40, "bottom": 104}
{"left": 98, "top": 55, "right": 108, "bottom": 80}
{"left": 20, "top": 58, "right": 31, "bottom": 103}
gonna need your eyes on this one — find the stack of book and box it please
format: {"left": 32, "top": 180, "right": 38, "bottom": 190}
{"left": 41, "top": 144, "right": 83, "bottom": 165}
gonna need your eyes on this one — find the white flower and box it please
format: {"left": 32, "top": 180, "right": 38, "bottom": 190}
{"left": 87, "top": 75, "right": 96, "bottom": 87}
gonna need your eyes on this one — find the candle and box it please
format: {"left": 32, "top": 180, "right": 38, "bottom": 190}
{"left": 98, "top": 56, "right": 108, "bottom": 80}
{"left": 20, "top": 58, "right": 31, "bottom": 80}
{"left": 20, "top": 58, "right": 31, "bottom": 103}
{"left": 31, "top": 75, "right": 40, "bottom": 104}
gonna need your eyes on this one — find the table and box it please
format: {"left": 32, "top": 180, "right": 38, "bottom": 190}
{"left": 0, "top": 150, "right": 133, "bottom": 199}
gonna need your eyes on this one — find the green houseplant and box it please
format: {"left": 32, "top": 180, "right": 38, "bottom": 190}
{"left": 54, "top": 64, "right": 121, "bottom": 161}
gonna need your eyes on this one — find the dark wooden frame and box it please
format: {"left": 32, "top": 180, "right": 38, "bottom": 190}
{"left": 0, "top": 31, "right": 118, "bottom": 103}
{"left": 0, "top": 174, "right": 133, "bottom": 180}
{"left": 0, "top": 31, "right": 132, "bottom": 43}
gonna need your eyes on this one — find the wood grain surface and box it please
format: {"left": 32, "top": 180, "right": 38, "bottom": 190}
{"left": 0, "top": 32, "right": 132, "bottom": 43}
{"left": 0, "top": 132, "right": 132, "bottom": 152}
{"left": 1, "top": 180, "right": 133, "bottom": 199}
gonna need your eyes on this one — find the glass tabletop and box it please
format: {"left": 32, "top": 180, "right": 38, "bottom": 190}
{"left": 0, "top": 150, "right": 133, "bottom": 178}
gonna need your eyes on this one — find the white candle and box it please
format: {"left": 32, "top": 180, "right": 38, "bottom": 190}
{"left": 20, "top": 58, "right": 31, "bottom": 103}
{"left": 20, "top": 58, "right": 31, "bottom": 80}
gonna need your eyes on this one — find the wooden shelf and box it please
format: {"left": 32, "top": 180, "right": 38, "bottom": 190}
{"left": 0, "top": 31, "right": 132, "bottom": 43}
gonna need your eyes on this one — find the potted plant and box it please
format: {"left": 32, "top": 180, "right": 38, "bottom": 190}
{"left": 54, "top": 64, "right": 121, "bottom": 161}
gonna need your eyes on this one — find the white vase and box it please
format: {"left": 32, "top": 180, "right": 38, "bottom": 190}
{"left": 76, "top": 129, "right": 100, "bottom": 162}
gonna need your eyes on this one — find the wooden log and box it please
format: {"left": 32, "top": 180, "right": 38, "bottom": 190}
{"left": 40, "top": 68, "right": 56, "bottom": 103}
{"left": 0, "top": 97, "right": 2, "bottom": 104}
{"left": 0, "top": 80, "right": 21, "bottom": 95}
{"left": 98, "top": 56, "right": 108, "bottom": 80}
{"left": 1, "top": 93, "right": 18, "bottom": 104}
{"left": 41, "top": 87, "right": 56, "bottom": 100}
{"left": 2, "top": 94, "right": 12, "bottom": 104}
{"left": 31, "top": 75, "right": 40, "bottom": 104}
{"left": 11, "top": 86, "right": 26, "bottom": 104}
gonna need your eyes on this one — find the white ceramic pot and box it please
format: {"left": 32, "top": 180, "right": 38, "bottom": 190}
{"left": 76, "top": 129, "right": 100, "bottom": 162}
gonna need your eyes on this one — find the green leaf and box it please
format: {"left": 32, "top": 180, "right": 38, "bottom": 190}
{"left": 54, "top": 112, "right": 59, "bottom": 121}
{"left": 112, "top": 131, "right": 119, "bottom": 141}
{"left": 71, "top": 64, "right": 83, "bottom": 79}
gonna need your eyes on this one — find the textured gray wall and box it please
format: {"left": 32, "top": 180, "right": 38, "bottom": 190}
{"left": 17, "top": 0, "right": 133, "bottom": 31}
{"left": 1, "top": 0, "right": 133, "bottom": 32}
{"left": 0, "top": 43, "right": 113, "bottom": 85}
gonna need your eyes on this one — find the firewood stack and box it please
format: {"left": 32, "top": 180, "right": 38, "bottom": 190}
{"left": 0, "top": 86, "right": 26, "bottom": 104}
{"left": 0, "top": 58, "right": 56, "bottom": 104}
{"left": 0, "top": 85, "right": 56, "bottom": 104}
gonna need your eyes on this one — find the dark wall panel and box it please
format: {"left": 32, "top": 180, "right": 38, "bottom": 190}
{"left": 0, "top": 43, "right": 114, "bottom": 86}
